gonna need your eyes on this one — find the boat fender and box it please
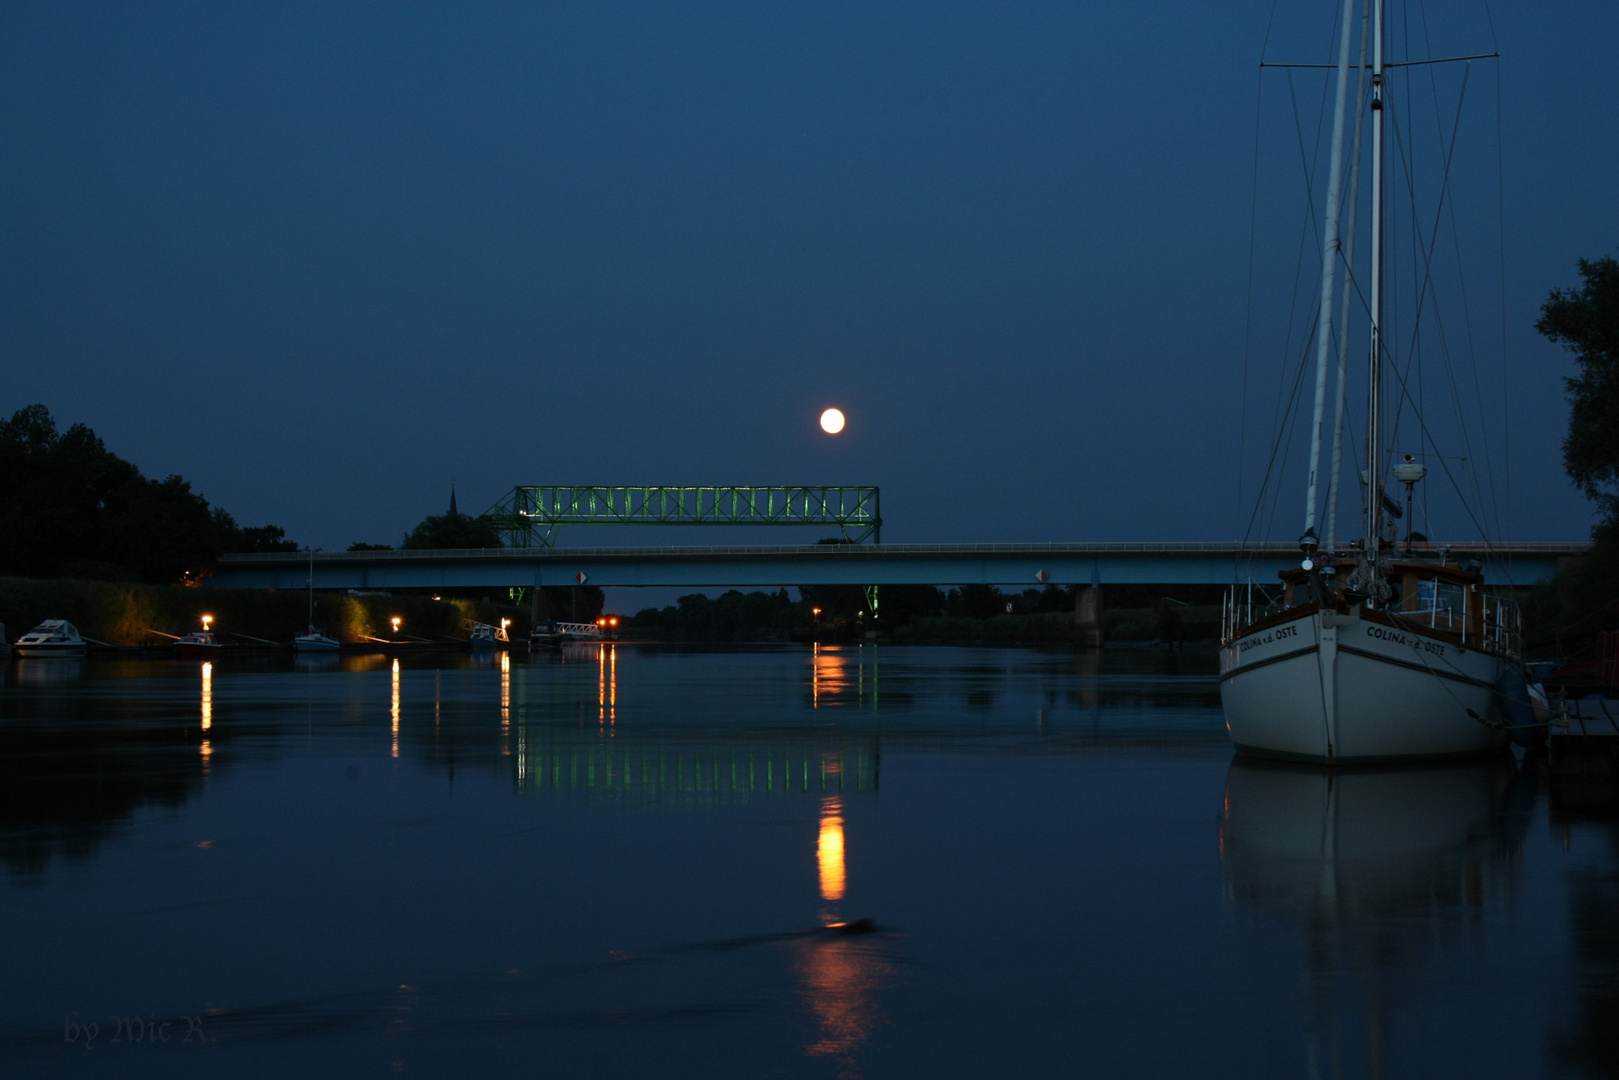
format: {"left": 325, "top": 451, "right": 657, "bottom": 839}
{"left": 1494, "top": 667, "right": 1547, "bottom": 749}
{"left": 1529, "top": 681, "right": 1550, "bottom": 727}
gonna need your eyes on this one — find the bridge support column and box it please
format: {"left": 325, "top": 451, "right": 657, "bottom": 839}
{"left": 1074, "top": 586, "right": 1103, "bottom": 648}
{"left": 530, "top": 586, "right": 553, "bottom": 625}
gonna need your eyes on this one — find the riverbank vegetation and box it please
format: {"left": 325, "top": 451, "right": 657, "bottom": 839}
{"left": 626, "top": 584, "right": 1221, "bottom": 645}
{"left": 0, "top": 405, "right": 297, "bottom": 584}
{"left": 0, "top": 577, "right": 523, "bottom": 647}
{"left": 1524, "top": 253, "right": 1619, "bottom": 663}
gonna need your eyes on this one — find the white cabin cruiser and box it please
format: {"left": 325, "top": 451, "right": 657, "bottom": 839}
{"left": 13, "top": 620, "right": 89, "bottom": 657}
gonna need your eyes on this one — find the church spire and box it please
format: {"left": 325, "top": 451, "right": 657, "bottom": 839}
{"left": 449, "top": 481, "right": 458, "bottom": 517}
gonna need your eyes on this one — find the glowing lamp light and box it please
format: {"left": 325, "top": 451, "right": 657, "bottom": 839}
{"left": 201, "top": 614, "right": 213, "bottom": 630}
{"left": 819, "top": 408, "right": 846, "bottom": 435}
{"left": 500, "top": 619, "right": 510, "bottom": 629}
{"left": 390, "top": 616, "right": 402, "bottom": 633}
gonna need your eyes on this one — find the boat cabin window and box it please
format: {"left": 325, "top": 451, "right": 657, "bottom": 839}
{"left": 1285, "top": 578, "right": 1331, "bottom": 606}
{"left": 1402, "top": 574, "right": 1470, "bottom": 635}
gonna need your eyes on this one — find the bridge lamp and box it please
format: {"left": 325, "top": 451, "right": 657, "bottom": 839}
{"left": 390, "top": 616, "right": 402, "bottom": 633}
{"left": 819, "top": 408, "right": 845, "bottom": 435}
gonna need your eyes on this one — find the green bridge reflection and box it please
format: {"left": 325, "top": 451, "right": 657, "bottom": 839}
{"left": 498, "top": 643, "right": 881, "bottom": 803}
{"left": 511, "top": 728, "right": 879, "bottom": 803}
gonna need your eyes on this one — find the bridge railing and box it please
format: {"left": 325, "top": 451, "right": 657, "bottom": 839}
{"left": 481, "top": 485, "right": 881, "bottom": 548}
{"left": 218, "top": 540, "right": 1589, "bottom": 563}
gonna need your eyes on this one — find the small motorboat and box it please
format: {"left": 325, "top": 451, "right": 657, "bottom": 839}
{"left": 175, "top": 631, "right": 222, "bottom": 659}
{"left": 294, "top": 626, "right": 341, "bottom": 653}
{"left": 13, "top": 620, "right": 88, "bottom": 657}
{"left": 175, "top": 616, "right": 223, "bottom": 658}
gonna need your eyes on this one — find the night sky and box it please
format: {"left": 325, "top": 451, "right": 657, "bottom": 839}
{"left": 3, "top": 1, "right": 1615, "bottom": 558}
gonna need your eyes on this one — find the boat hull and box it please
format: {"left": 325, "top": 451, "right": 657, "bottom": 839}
{"left": 12, "top": 643, "right": 88, "bottom": 658}
{"left": 293, "top": 635, "right": 340, "bottom": 654}
{"left": 1220, "top": 609, "right": 1507, "bottom": 763}
{"left": 175, "top": 643, "right": 221, "bottom": 659}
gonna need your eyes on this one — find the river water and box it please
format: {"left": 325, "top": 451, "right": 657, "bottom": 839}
{"left": 0, "top": 644, "right": 1613, "bottom": 1078}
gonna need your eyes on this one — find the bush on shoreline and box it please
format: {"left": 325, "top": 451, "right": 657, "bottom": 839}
{"left": 0, "top": 577, "right": 522, "bottom": 646}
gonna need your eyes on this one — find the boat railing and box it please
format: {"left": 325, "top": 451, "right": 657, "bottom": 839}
{"left": 1480, "top": 595, "right": 1524, "bottom": 659}
{"left": 1400, "top": 583, "right": 1522, "bottom": 659}
{"left": 1224, "top": 578, "right": 1523, "bottom": 660}
{"left": 1222, "top": 583, "right": 1288, "bottom": 642}
{"left": 1405, "top": 578, "right": 1469, "bottom": 639}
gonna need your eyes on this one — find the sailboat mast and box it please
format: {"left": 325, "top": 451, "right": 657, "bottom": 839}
{"left": 1301, "top": 0, "right": 1359, "bottom": 551}
{"left": 1325, "top": 0, "right": 1370, "bottom": 556}
{"left": 1364, "top": 0, "right": 1385, "bottom": 560}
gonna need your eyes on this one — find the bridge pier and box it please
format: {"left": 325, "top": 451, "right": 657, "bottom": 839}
{"left": 1074, "top": 586, "right": 1103, "bottom": 648}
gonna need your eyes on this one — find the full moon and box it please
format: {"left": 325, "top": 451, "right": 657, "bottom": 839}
{"left": 819, "top": 408, "right": 846, "bottom": 435}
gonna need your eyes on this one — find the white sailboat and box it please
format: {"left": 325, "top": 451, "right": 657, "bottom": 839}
{"left": 293, "top": 547, "right": 340, "bottom": 653}
{"left": 1219, "top": 0, "right": 1541, "bottom": 763}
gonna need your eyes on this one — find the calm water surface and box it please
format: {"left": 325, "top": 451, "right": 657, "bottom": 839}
{"left": 1, "top": 644, "right": 1613, "bottom": 1078}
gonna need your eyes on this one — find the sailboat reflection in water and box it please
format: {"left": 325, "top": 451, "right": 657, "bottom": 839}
{"left": 1219, "top": 758, "right": 1533, "bottom": 1071}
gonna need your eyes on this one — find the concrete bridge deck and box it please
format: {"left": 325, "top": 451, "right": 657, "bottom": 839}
{"left": 212, "top": 542, "right": 1585, "bottom": 592}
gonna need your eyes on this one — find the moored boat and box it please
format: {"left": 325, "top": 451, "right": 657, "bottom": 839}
{"left": 13, "top": 620, "right": 88, "bottom": 657}
{"left": 294, "top": 629, "right": 341, "bottom": 653}
{"left": 175, "top": 630, "right": 222, "bottom": 659}
{"left": 1221, "top": 558, "right": 1523, "bottom": 761}
{"left": 468, "top": 622, "right": 509, "bottom": 650}
{"left": 1220, "top": 0, "right": 1540, "bottom": 763}
{"left": 294, "top": 546, "right": 341, "bottom": 652}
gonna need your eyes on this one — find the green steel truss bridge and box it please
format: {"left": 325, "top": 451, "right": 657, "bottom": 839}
{"left": 482, "top": 485, "right": 881, "bottom": 548}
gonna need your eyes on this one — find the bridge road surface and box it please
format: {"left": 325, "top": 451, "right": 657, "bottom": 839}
{"left": 212, "top": 543, "right": 1582, "bottom": 592}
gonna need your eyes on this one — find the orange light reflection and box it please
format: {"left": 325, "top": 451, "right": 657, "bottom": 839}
{"left": 818, "top": 795, "right": 846, "bottom": 903}
{"left": 597, "top": 644, "right": 617, "bottom": 728}
{"left": 812, "top": 644, "right": 847, "bottom": 709}
{"left": 390, "top": 658, "right": 400, "bottom": 759}
{"left": 200, "top": 661, "right": 213, "bottom": 731}
{"left": 501, "top": 650, "right": 511, "bottom": 723}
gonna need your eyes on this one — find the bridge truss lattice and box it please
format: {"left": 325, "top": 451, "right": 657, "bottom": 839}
{"left": 481, "top": 485, "right": 882, "bottom": 549}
